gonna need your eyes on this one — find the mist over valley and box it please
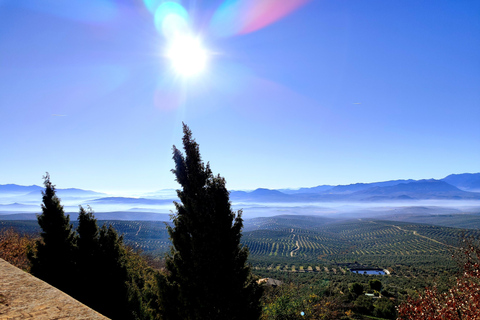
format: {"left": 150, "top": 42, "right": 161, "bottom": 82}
{"left": 2, "top": 173, "right": 479, "bottom": 227}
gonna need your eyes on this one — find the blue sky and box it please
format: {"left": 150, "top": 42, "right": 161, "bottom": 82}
{"left": 1, "top": 0, "right": 479, "bottom": 193}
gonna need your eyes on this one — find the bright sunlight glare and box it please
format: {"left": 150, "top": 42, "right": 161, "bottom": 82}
{"left": 166, "top": 35, "right": 208, "bottom": 77}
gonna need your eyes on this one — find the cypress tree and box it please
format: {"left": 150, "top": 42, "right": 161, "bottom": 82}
{"left": 76, "top": 207, "right": 145, "bottom": 320}
{"left": 75, "top": 205, "right": 100, "bottom": 306}
{"left": 96, "top": 224, "right": 131, "bottom": 319}
{"left": 161, "top": 124, "right": 262, "bottom": 320}
{"left": 76, "top": 208, "right": 135, "bottom": 320}
{"left": 29, "top": 176, "right": 148, "bottom": 320}
{"left": 28, "top": 173, "right": 76, "bottom": 292}
{"left": 77, "top": 206, "right": 99, "bottom": 259}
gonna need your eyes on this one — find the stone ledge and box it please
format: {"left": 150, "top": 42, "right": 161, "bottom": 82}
{"left": 0, "top": 258, "right": 109, "bottom": 320}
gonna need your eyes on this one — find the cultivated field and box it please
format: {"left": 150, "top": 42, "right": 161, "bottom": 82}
{"left": 3, "top": 215, "right": 479, "bottom": 277}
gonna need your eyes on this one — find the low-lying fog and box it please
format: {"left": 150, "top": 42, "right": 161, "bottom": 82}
{"left": 1, "top": 191, "right": 479, "bottom": 221}
{"left": 232, "top": 200, "right": 480, "bottom": 219}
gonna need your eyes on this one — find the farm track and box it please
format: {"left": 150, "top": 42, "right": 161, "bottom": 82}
{"left": 392, "top": 225, "right": 459, "bottom": 249}
{"left": 290, "top": 240, "right": 300, "bottom": 257}
{"left": 289, "top": 229, "right": 299, "bottom": 257}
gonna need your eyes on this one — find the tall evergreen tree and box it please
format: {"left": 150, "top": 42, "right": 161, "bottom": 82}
{"left": 161, "top": 124, "right": 262, "bottom": 320}
{"left": 28, "top": 176, "right": 152, "bottom": 320}
{"left": 74, "top": 206, "right": 100, "bottom": 306}
{"left": 96, "top": 224, "right": 131, "bottom": 319}
{"left": 28, "top": 173, "right": 76, "bottom": 292}
{"left": 76, "top": 206, "right": 146, "bottom": 320}
{"left": 76, "top": 206, "right": 139, "bottom": 320}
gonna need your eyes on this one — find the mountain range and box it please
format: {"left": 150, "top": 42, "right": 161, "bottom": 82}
{"left": 0, "top": 184, "right": 105, "bottom": 198}
{"left": 231, "top": 174, "right": 480, "bottom": 202}
{"left": 1, "top": 173, "right": 479, "bottom": 220}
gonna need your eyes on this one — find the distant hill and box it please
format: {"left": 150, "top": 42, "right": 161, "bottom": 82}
{"left": 0, "top": 203, "right": 39, "bottom": 211}
{"left": 2, "top": 174, "right": 479, "bottom": 220}
{"left": 324, "top": 179, "right": 416, "bottom": 194}
{"left": 24, "top": 188, "right": 106, "bottom": 198}
{"left": 0, "top": 213, "right": 39, "bottom": 220}
{"left": 231, "top": 188, "right": 294, "bottom": 202}
{"left": 272, "top": 174, "right": 480, "bottom": 197}
{"left": 380, "top": 212, "right": 480, "bottom": 229}
{"left": 57, "top": 188, "right": 105, "bottom": 197}
{"left": 0, "top": 211, "right": 171, "bottom": 221}
{"left": 141, "top": 189, "right": 178, "bottom": 199}
{"left": 91, "top": 197, "right": 173, "bottom": 205}
{"left": 276, "top": 179, "right": 417, "bottom": 195}
{"left": 442, "top": 173, "right": 480, "bottom": 192}
{"left": 0, "top": 184, "right": 106, "bottom": 200}
{"left": 278, "top": 185, "right": 333, "bottom": 194}
{"left": 234, "top": 179, "right": 480, "bottom": 202}
{"left": 0, "top": 184, "right": 42, "bottom": 195}
{"left": 349, "top": 179, "right": 480, "bottom": 201}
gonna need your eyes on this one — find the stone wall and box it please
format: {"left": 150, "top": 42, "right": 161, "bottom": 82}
{"left": 0, "top": 258, "right": 109, "bottom": 320}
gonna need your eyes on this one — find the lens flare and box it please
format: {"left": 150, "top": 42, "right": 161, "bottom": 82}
{"left": 154, "top": 2, "right": 190, "bottom": 39}
{"left": 143, "top": 0, "right": 162, "bottom": 14}
{"left": 166, "top": 35, "right": 208, "bottom": 77}
{"left": 210, "top": 0, "right": 311, "bottom": 38}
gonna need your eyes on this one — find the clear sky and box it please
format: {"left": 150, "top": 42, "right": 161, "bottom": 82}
{"left": 1, "top": 0, "right": 479, "bottom": 193}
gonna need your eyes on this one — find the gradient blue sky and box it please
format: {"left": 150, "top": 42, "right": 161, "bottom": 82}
{"left": 1, "top": 0, "right": 479, "bottom": 193}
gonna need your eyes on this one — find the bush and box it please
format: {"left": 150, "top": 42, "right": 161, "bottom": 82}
{"left": 373, "top": 297, "right": 396, "bottom": 319}
{"left": 369, "top": 279, "right": 382, "bottom": 291}
{"left": 0, "top": 228, "right": 36, "bottom": 270}
{"left": 353, "top": 295, "right": 373, "bottom": 315}
{"left": 397, "top": 236, "right": 480, "bottom": 319}
{"left": 349, "top": 282, "right": 364, "bottom": 298}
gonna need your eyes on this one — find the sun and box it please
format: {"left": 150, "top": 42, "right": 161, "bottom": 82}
{"left": 166, "top": 35, "right": 208, "bottom": 77}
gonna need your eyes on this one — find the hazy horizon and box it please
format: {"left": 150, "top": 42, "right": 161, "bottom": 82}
{"left": 2, "top": 177, "right": 480, "bottom": 221}
{"left": 1, "top": 171, "right": 479, "bottom": 196}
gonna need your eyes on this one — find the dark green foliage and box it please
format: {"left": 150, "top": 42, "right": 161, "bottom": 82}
{"left": 161, "top": 124, "right": 263, "bottom": 320}
{"left": 75, "top": 207, "right": 157, "bottom": 320}
{"left": 74, "top": 207, "right": 130, "bottom": 318}
{"left": 261, "top": 283, "right": 307, "bottom": 320}
{"left": 369, "top": 279, "right": 382, "bottom": 292}
{"left": 349, "top": 282, "right": 364, "bottom": 297}
{"left": 74, "top": 206, "right": 100, "bottom": 307}
{"left": 77, "top": 206, "right": 99, "bottom": 259}
{"left": 126, "top": 254, "right": 164, "bottom": 320}
{"left": 95, "top": 224, "right": 131, "bottom": 318}
{"left": 82, "top": 213, "right": 163, "bottom": 320}
{"left": 29, "top": 176, "right": 156, "bottom": 320}
{"left": 373, "top": 297, "right": 396, "bottom": 319}
{"left": 28, "top": 173, "right": 76, "bottom": 292}
{"left": 353, "top": 295, "right": 373, "bottom": 315}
